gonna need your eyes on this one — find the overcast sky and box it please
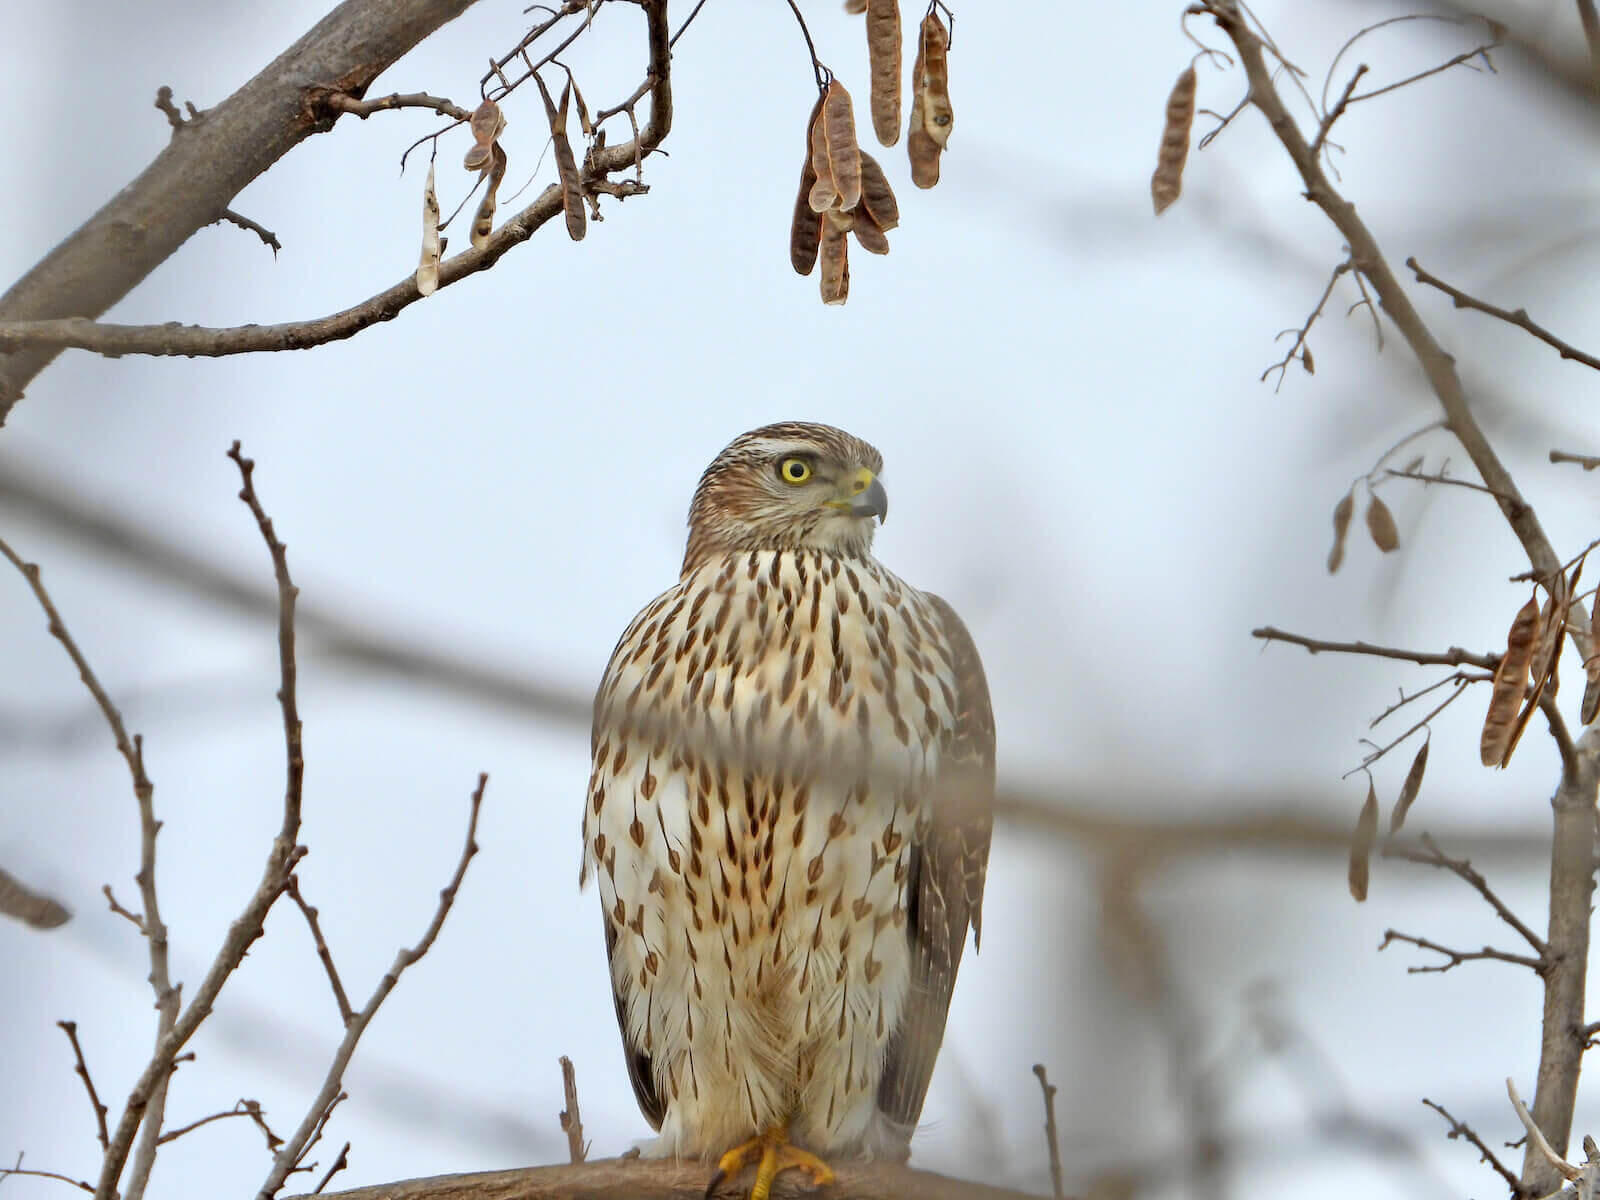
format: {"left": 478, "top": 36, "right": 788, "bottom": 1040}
{"left": 4, "top": 2, "right": 1600, "bottom": 1197}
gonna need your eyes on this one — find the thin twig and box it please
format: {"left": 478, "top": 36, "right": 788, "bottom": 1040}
{"left": 1252, "top": 627, "right": 1497, "bottom": 671}
{"left": 158, "top": 1102, "right": 273, "bottom": 1146}
{"left": 1379, "top": 930, "right": 1541, "bottom": 973}
{"left": 287, "top": 876, "right": 355, "bottom": 1026}
{"left": 311, "top": 90, "right": 471, "bottom": 122}
{"left": 1261, "top": 258, "right": 1351, "bottom": 388}
{"left": 213, "top": 210, "right": 282, "bottom": 255}
{"left": 1409, "top": 258, "right": 1600, "bottom": 375}
{"left": 1551, "top": 449, "right": 1600, "bottom": 471}
{"left": 1309, "top": 66, "right": 1366, "bottom": 158}
{"left": 1031, "top": 1065, "right": 1064, "bottom": 1199}
{"left": 1421, "top": 1098, "right": 1524, "bottom": 1196}
{"left": 1507, "top": 1077, "right": 1582, "bottom": 1182}
{"left": 57, "top": 1022, "right": 110, "bottom": 1151}
{"left": 1384, "top": 835, "right": 1549, "bottom": 956}
{"left": 1369, "top": 671, "right": 1490, "bottom": 729}
{"left": 558, "top": 1057, "right": 587, "bottom": 1164}
{"left": 0, "top": 1167, "right": 93, "bottom": 1194}
{"left": 1349, "top": 37, "right": 1499, "bottom": 104}
{"left": 101, "top": 885, "right": 145, "bottom": 932}
{"left": 312, "top": 1145, "right": 351, "bottom": 1195}
{"left": 782, "top": 0, "right": 828, "bottom": 91}
{"left": 255, "top": 774, "right": 488, "bottom": 1200}
{"left": 1382, "top": 467, "right": 1518, "bottom": 504}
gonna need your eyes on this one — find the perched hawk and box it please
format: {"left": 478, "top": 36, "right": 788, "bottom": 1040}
{"left": 582, "top": 422, "right": 994, "bottom": 1197}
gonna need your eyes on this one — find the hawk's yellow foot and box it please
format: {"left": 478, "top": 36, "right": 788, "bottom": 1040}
{"left": 705, "top": 1126, "right": 835, "bottom": 1200}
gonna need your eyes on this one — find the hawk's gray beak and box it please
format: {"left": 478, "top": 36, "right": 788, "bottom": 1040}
{"left": 850, "top": 475, "right": 888, "bottom": 523}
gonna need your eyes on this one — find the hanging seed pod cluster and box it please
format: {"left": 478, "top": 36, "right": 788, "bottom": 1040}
{"left": 792, "top": 1, "right": 951, "bottom": 304}
{"left": 790, "top": 82, "right": 901, "bottom": 305}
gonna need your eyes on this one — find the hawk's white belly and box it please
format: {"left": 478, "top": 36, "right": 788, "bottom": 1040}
{"left": 583, "top": 548, "right": 958, "bottom": 1157}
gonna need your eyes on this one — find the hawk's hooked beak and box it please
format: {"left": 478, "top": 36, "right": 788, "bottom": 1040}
{"left": 828, "top": 467, "right": 888, "bottom": 523}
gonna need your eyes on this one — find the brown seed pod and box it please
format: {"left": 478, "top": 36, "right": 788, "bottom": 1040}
{"left": 916, "top": 13, "right": 953, "bottom": 149}
{"left": 857, "top": 151, "right": 900, "bottom": 231}
{"left": 1303, "top": 346, "right": 1315, "bottom": 374}
{"left": 1349, "top": 780, "right": 1377, "bottom": 902}
{"left": 463, "top": 98, "right": 505, "bottom": 173}
{"left": 809, "top": 101, "right": 840, "bottom": 214}
{"left": 536, "top": 75, "right": 586, "bottom": 242}
{"left": 1481, "top": 595, "right": 1541, "bottom": 767}
{"left": 1502, "top": 578, "right": 1574, "bottom": 763}
{"left": 1150, "top": 65, "right": 1196, "bottom": 216}
{"left": 1365, "top": 494, "right": 1399, "bottom": 553}
{"left": 1327, "top": 488, "right": 1354, "bottom": 574}
{"left": 907, "top": 95, "right": 941, "bottom": 188}
{"left": 843, "top": 0, "right": 867, "bottom": 11}
{"left": 417, "top": 161, "right": 441, "bottom": 297}
{"left": 819, "top": 216, "right": 850, "bottom": 305}
{"left": 470, "top": 142, "right": 507, "bottom": 250}
{"left": 823, "top": 78, "right": 863, "bottom": 213}
{"left": 866, "top": 0, "right": 901, "bottom": 147}
{"left": 1389, "top": 738, "right": 1429, "bottom": 834}
{"left": 791, "top": 97, "right": 825, "bottom": 275}
{"left": 852, "top": 205, "right": 890, "bottom": 254}
{"left": 1584, "top": 673, "right": 1600, "bottom": 725}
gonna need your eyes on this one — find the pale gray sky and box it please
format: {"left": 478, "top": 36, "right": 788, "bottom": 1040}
{"left": 4, "top": 2, "right": 1600, "bottom": 1197}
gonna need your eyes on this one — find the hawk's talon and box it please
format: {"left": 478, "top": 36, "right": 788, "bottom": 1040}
{"left": 708, "top": 1126, "right": 835, "bottom": 1200}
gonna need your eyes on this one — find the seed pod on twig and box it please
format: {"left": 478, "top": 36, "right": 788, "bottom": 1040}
{"left": 1365, "top": 493, "right": 1399, "bottom": 553}
{"left": 791, "top": 97, "right": 825, "bottom": 275}
{"left": 463, "top": 99, "right": 505, "bottom": 173}
{"left": 809, "top": 102, "right": 840, "bottom": 214}
{"left": 1389, "top": 738, "right": 1428, "bottom": 834}
{"left": 536, "top": 75, "right": 586, "bottom": 242}
{"left": 471, "top": 142, "right": 507, "bottom": 250}
{"left": 866, "top": 0, "right": 901, "bottom": 147}
{"left": 852, "top": 206, "right": 890, "bottom": 254}
{"left": 1302, "top": 346, "right": 1315, "bottom": 374}
{"left": 819, "top": 217, "right": 850, "bottom": 305}
{"left": 417, "top": 161, "right": 441, "bottom": 296}
{"left": 1348, "top": 779, "right": 1377, "bottom": 902}
{"left": 858, "top": 151, "right": 899, "bottom": 231}
{"left": 823, "top": 79, "right": 863, "bottom": 213}
{"left": 1327, "top": 488, "right": 1354, "bottom": 574}
{"left": 1150, "top": 65, "right": 1196, "bottom": 216}
{"left": 906, "top": 12, "right": 951, "bottom": 187}
{"left": 1501, "top": 577, "right": 1574, "bottom": 763}
{"left": 1481, "top": 595, "right": 1541, "bottom": 767}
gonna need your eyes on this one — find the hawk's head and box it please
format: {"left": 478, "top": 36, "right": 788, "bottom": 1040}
{"left": 682, "top": 422, "right": 888, "bottom": 576}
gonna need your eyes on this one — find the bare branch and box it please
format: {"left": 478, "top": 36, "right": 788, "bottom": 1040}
{"left": 1382, "top": 467, "right": 1519, "bottom": 505}
{"left": 1409, "top": 258, "right": 1600, "bottom": 375}
{"left": 308, "top": 89, "right": 472, "bottom": 122}
{"left": 1421, "top": 1098, "right": 1524, "bottom": 1196}
{"left": 101, "top": 885, "right": 145, "bottom": 932}
{"left": 158, "top": 1101, "right": 278, "bottom": 1147}
{"left": 0, "top": 1161, "right": 94, "bottom": 1195}
{"left": 313, "top": 1146, "right": 351, "bottom": 1195}
{"left": 1309, "top": 67, "right": 1366, "bottom": 158}
{"left": 256, "top": 774, "right": 487, "bottom": 1200}
{"left": 57, "top": 1022, "right": 110, "bottom": 1151}
{"left": 287, "top": 876, "right": 356, "bottom": 1027}
{"left": 1379, "top": 929, "right": 1541, "bottom": 974}
{"left": 0, "top": 0, "right": 489, "bottom": 423}
{"left": 1383, "top": 835, "right": 1548, "bottom": 955}
{"left": 1253, "top": 626, "right": 1498, "bottom": 671}
{"left": 212, "top": 210, "right": 282, "bottom": 255}
{"left": 1550, "top": 449, "right": 1600, "bottom": 471}
{"left": 1261, "top": 257, "right": 1351, "bottom": 388}
{"left": 1508, "top": 1077, "right": 1582, "bottom": 1183}
{"left": 557, "top": 1057, "right": 586, "bottom": 1164}
{"left": 289, "top": 1159, "right": 1040, "bottom": 1200}
{"left": 1031, "top": 1065, "right": 1064, "bottom": 1199}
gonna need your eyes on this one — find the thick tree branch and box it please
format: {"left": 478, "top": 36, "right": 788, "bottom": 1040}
{"left": 0, "top": 0, "right": 671, "bottom": 368}
{"left": 0, "top": 0, "right": 485, "bottom": 423}
{"left": 292, "top": 1160, "right": 1038, "bottom": 1200}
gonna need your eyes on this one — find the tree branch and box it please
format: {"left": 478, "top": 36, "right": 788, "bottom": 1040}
{"left": 1408, "top": 258, "right": 1600, "bottom": 375}
{"left": 0, "top": 0, "right": 486, "bottom": 423}
{"left": 1379, "top": 929, "right": 1541, "bottom": 974}
{"left": 0, "top": 0, "right": 671, "bottom": 369}
{"left": 290, "top": 1160, "right": 1039, "bottom": 1200}
{"left": 57, "top": 1021, "right": 110, "bottom": 1152}
{"left": 1421, "top": 1098, "right": 1525, "bottom": 1197}
{"left": 1252, "top": 627, "right": 1498, "bottom": 671}
{"left": 255, "top": 774, "right": 486, "bottom": 1200}
{"left": 1383, "top": 834, "right": 1548, "bottom": 956}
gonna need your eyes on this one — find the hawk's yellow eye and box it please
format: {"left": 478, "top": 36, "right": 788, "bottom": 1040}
{"left": 778, "top": 458, "right": 813, "bottom": 485}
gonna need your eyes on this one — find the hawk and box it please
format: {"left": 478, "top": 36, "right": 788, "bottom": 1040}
{"left": 582, "top": 422, "right": 994, "bottom": 1198}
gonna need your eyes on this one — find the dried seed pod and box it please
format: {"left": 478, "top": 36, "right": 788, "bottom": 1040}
{"left": 857, "top": 151, "right": 899, "bottom": 231}
{"left": 823, "top": 78, "right": 863, "bottom": 212}
{"left": 819, "top": 217, "right": 850, "bottom": 305}
{"left": 852, "top": 205, "right": 890, "bottom": 254}
{"left": 791, "top": 96, "right": 825, "bottom": 275}
{"left": 1348, "top": 780, "right": 1377, "bottom": 902}
{"left": 417, "top": 161, "right": 441, "bottom": 296}
{"left": 1502, "top": 579, "right": 1574, "bottom": 763}
{"left": 1150, "top": 65, "right": 1196, "bottom": 216}
{"left": 866, "top": 0, "right": 902, "bottom": 147}
{"left": 1389, "top": 738, "right": 1429, "bottom": 834}
{"left": 471, "top": 142, "right": 507, "bottom": 250}
{"left": 1302, "top": 346, "right": 1315, "bottom": 374}
{"left": 1584, "top": 673, "right": 1600, "bottom": 725}
{"left": 809, "top": 102, "right": 840, "bottom": 214}
{"left": 916, "top": 13, "right": 953, "bottom": 149}
{"left": 1365, "top": 493, "right": 1399, "bottom": 552}
{"left": 464, "top": 98, "right": 505, "bottom": 172}
{"left": 536, "top": 75, "right": 586, "bottom": 242}
{"left": 844, "top": 0, "right": 867, "bottom": 11}
{"left": 907, "top": 94, "right": 941, "bottom": 188}
{"left": 1327, "top": 488, "right": 1354, "bottom": 574}
{"left": 1481, "top": 595, "right": 1541, "bottom": 767}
